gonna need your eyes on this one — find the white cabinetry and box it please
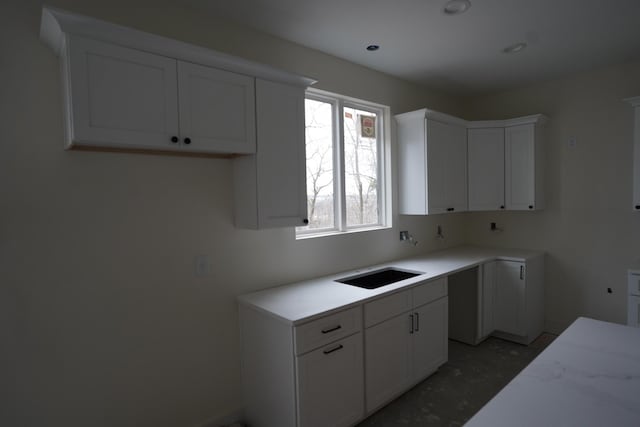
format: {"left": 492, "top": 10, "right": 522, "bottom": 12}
{"left": 467, "top": 128, "right": 505, "bottom": 211}
{"left": 467, "top": 115, "right": 546, "bottom": 211}
{"left": 396, "top": 110, "right": 467, "bottom": 214}
{"left": 239, "top": 305, "right": 363, "bottom": 427}
{"left": 625, "top": 97, "right": 640, "bottom": 211}
{"left": 364, "top": 278, "right": 448, "bottom": 413}
{"left": 628, "top": 270, "right": 640, "bottom": 326}
{"left": 41, "top": 6, "right": 314, "bottom": 156}
{"left": 505, "top": 122, "right": 545, "bottom": 210}
{"left": 63, "top": 35, "right": 256, "bottom": 154}
{"left": 488, "top": 256, "right": 545, "bottom": 344}
{"left": 233, "top": 80, "right": 308, "bottom": 228}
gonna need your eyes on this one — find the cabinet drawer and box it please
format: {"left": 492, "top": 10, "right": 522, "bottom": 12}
{"left": 629, "top": 274, "right": 640, "bottom": 296}
{"left": 294, "top": 306, "right": 362, "bottom": 355}
{"left": 364, "top": 289, "right": 412, "bottom": 328}
{"left": 412, "top": 277, "right": 447, "bottom": 307}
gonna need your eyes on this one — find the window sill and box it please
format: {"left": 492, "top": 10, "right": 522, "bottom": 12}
{"left": 295, "top": 224, "right": 392, "bottom": 240}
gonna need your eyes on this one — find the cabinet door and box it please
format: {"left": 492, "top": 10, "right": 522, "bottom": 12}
{"left": 365, "top": 313, "right": 412, "bottom": 413}
{"left": 426, "top": 120, "right": 467, "bottom": 213}
{"left": 505, "top": 124, "right": 535, "bottom": 210}
{"left": 254, "top": 79, "right": 308, "bottom": 227}
{"left": 297, "top": 333, "right": 364, "bottom": 427}
{"left": 632, "top": 106, "right": 640, "bottom": 211}
{"left": 480, "top": 261, "right": 496, "bottom": 338}
{"left": 67, "top": 36, "right": 179, "bottom": 149}
{"left": 468, "top": 128, "right": 505, "bottom": 211}
{"left": 177, "top": 61, "right": 256, "bottom": 154}
{"left": 412, "top": 297, "right": 448, "bottom": 381}
{"left": 494, "top": 261, "right": 526, "bottom": 336}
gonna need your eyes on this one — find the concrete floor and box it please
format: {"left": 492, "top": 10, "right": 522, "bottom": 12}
{"left": 357, "top": 334, "right": 556, "bottom": 427}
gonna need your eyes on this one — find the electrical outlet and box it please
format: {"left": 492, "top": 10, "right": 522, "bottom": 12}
{"left": 399, "top": 230, "right": 409, "bottom": 241}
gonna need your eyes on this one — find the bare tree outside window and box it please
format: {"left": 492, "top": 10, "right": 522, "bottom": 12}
{"left": 344, "top": 107, "right": 379, "bottom": 226}
{"left": 302, "top": 98, "right": 334, "bottom": 230}
{"left": 297, "top": 90, "right": 386, "bottom": 237}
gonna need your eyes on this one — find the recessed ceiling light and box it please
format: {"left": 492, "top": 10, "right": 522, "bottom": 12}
{"left": 366, "top": 44, "right": 380, "bottom": 52}
{"left": 502, "top": 42, "right": 527, "bottom": 54}
{"left": 443, "top": 0, "right": 471, "bottom": 15}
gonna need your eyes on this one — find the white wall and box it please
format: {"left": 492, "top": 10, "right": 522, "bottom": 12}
{"left": 461, "top": 60, "right": 640, "bottom": 333}
{"left": 0, "top": 1, "right": 467, "bottom": 426}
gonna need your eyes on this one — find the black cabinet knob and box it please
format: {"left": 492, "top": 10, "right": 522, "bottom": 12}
{"left": 171, "top": 136, "right": 179, "bottom": 143}
{"left": 447, "top": 208, "right": 454, "bottom": 212}
{"left": 528, "top": 205, "right": 534, "bottom": 209}
{"left": 184, "top": 137, "right": 191, "bottom": 145}
{"left": 302, "top": 218, "right": 309, "bottom": 225}
{"left": 500, "top": 205, "right": 505, "bottom": 209}
{"left": 635, "top": 205, "right": 640, "bottom": 210}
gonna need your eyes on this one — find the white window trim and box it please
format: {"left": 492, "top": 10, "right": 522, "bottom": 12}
{"left": 296, "top": 88, "right": 392, "bottom": 239}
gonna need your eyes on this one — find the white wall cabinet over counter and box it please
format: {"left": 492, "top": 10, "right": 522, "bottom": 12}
{"left": 396, "top": 109, "right": 468, "bottom": 214}
{"left": 63, "top": 36, "right": 256, "bottom": 154}
{"left": 467, "top": 115, "right": 547, "bottom": 211}
{"left": 396, "top": 107, "right": 547, "bottom": 214}
{"left": 625, "top": 96, "right": 640, "bottom": 211}
{"left": 40, "top": 6, "right": 314, "bottom": 156}
{"left": 233, "top": 80, "right": 309, "bottom": 228}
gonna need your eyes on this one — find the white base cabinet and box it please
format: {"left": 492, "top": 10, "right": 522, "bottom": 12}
{"left": 239, "top": 305, "right": 364, "bottom": 427}
{"left": 364, "top": 278, "right": 448, "bottom": 413}
{"left": 628, "top": 270, "right": 640, "bottom": 326}
{"left": 239, "top": 277, "right": 448, "bottom": 427}
{"left": 483, "top": 255, "right": 545, "bottom": 345}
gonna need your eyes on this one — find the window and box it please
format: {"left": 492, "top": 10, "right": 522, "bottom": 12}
{"left": 297, "top": 89, "right": 390, "bottom": 237}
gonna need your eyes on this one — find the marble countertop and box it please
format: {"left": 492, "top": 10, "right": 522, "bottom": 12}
{"left": 466, "top": 317, "right": 640, "bottom": 426}
{"left": 237, "top": 245, "right": 543, "bottom": 325}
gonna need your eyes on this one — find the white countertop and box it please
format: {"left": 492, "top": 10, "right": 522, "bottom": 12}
{"left": 237, "top": 246, "right": 543, "bottom": 325}
{"left": 466, "top": 317, "right": 640, "bottom": 427}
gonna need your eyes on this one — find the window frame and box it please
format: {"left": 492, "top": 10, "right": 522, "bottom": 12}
{"left": 296, "top": 88, "right": 391, "bottom": 239}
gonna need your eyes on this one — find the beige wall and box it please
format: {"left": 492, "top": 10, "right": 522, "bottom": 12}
{"left": 1, "top": 1, "right": 466, "bottom": 426}
{"left": 5, "top": 1, "right": 640, "bottom": 425}
{"left": 461, "top": 60, "right": 640, "bottom": 333}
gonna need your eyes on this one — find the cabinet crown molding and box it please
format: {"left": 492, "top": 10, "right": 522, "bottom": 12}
{"left": 625, "top": 96, "right": 640, "bottom": 107}
{"left": 40, "top": 6, "right": 316, "bottom": 88}
{"left": 395, "top": 108, "right": 548, "bottom": 129}
{"left": 466, "top": 114, "right": 548, "bottom": 128}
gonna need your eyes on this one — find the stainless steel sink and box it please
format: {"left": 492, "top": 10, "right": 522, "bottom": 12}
{"left": 335, "top": 267, "right": 423, "bottom": 289}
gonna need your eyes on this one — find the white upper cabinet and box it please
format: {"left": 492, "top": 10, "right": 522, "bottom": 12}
{"left": 467, "top": 115, "right": 547, "bottom": 212}
{"left": 66, "top": 36, "right": 256, "bottom": 154}
{"left": 40, "top": 6, "right": 314, "bottom": 156}
{"left": 233, "top": 79, "right": 308, "bottom": 229}
{"left": 177, "top": 61, "right": 256, "bottom": 153}
{"left": 467, "top": 127, "right": 505, "bottom": 211}
{"left": 67, "top": 36, "right": 180, "bottom": 150}
{"left": 625, "top": 96, "right": 640, "bottom": 211}
{"left": 397, "top": 109, "right": 468, "bottom": 215}
{"left": 505, "top": 121, "right": 545, "bottom": 210}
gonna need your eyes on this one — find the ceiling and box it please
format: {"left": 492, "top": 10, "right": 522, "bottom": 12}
{"left": 185, "top": 0, "right": 640, "bottom": 96}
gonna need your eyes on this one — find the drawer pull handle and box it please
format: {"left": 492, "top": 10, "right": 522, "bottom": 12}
{"left": 415, "top": 312, "right": 420, "bottom": 331}
{"left": 409, "top": 314, "right": 414, "bottom": 334}
{"left": 321, "top": 325, "right": 342, "bottom": 334}
{"left": 520, "top": 265, "right": 524, "bottom": 280}
{"left": 323, "top": 344, "right": 344, "bottom": 355}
